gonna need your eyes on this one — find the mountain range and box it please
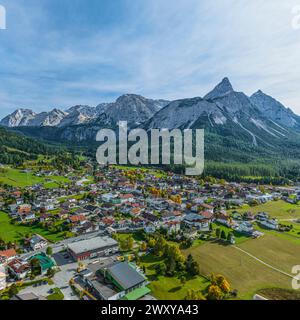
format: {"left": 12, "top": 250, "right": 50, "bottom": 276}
{"left": 0, "top": 94, "right": 169, "bottom": 129}
{"left": 2, "top": 77, "right": 300, "bottom": 165}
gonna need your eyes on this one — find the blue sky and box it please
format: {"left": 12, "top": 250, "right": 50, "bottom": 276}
{"left": 0, "top": 0, "right": 300, "bottom": 118}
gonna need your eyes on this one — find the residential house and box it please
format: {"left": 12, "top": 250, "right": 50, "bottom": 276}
{"left": 199, "top": 203, "right": 214, "bottom": 213}
{"left": 162, "top": 221, "right": 181, "bottom": 234}
{"left": 183, "top": 213, "right": 210, "bottom": 231}
{"left": 69, "top": 214, "right": 87, "bottom": 225}
{"left": 234, "top": 221, "right": 254, "bottom": 235}
{"left": 7, "top": 258, "right": 30, "bottom": 280}
{"left": 29, "top": 234, "right": 48, "bottom": 251}
{"left": 0, "top": 269, "right": 6, "bottom": 290}
{"left": 215, "top": 213, "right": 232, "bottom": 227}
{"left": 18, "top": 211, "right": 36, "bottom": 223}
{"left": 258, "top": 218, "right": 279, "bottom": 230}
{"left": 0, "top": 249, "right": 17, "bottom": 265}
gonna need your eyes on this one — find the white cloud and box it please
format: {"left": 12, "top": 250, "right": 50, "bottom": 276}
{"left": 1, "top": 0, "right": 300, "bottom": 117}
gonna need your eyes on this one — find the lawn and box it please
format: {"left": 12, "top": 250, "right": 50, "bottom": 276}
{"left": 254, "top": 222, "right": 300, "bottom": 245}
{"left": 0, "top": 167, "right": 69, "bottom": 188}
{"left": 183, "top": 238, "right": 296, "bottom": 300}
{"left": 230, "top": 200, "right": 300, "bottom": 220}
{"left": 115, "top": 231, "right": 146, "bottom": 243}
{"left": 212, "top": 222, "right": 251, "bottom": 244}
{"left": 140, "top": 254, "right": 210, "bottom": 300}
{"left": 0, "top": 168, "right": 44, "bottom": 187}
{"left": 46, "top": 288, "right": 64, "bottom": 300}
{"left": 149, "top": 275, "right": 210, "bottom": 300}
{"left": 237, "top": 233, "right": 300, "bottom": 275}
{"left": 0, "top": 211, "right": 66, "bottom": 243}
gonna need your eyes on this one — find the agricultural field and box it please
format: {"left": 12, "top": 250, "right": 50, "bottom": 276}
{"left": 0, "top": 211, "right": 66, "bottom": 243}
{"left": 0, "top": 167, "right": 69, "bottom": 188}
{"left": 237, "top": 233, "right": 300, "bottom": 275}
{"left": 230, "top": 200, "right": 300, "bottom": 220}
{"left": 183, "top": 233, "right": 299, "bottom": 300}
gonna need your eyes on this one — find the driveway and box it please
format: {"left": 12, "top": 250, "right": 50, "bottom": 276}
{"left": 19, "top": 282, "right": 55, "bottom": 298}
{"left": 52, "top": 252, "right": 79, "bottom": 300}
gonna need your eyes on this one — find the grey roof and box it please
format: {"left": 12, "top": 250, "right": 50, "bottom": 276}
{"left": 87, "top": 258, "right": 115, "bottom": 273}
{"left": 108, "top": 262, "right": 145, "bottom": 290}
{"left": 67, "top": 236, "right": 118, "bottom": 255}
{"left": 184, "top": 213, "right": 202, "bottom": 221}
{"left": 90, "top": 279, "right": 117, "bottom": 300}
{"left": 12, "top": 292, "right": 46, "bottom": 300}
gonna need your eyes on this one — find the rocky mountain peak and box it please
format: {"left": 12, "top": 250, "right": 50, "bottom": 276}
{"left": 204, "top": 77, "right": 234, "bottom": 100}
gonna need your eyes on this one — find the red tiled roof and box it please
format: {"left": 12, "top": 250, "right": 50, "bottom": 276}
{"left": 69, "top": 215, "right": 86, "bottom": 223}
{"left": 119, "top": 194, "right": 134, "bottom": 199}
{"left": 8, "top": 258, "right": 30, "bottom": 274}
{"left": 102, "top": 218, "right": 114, "bottom": 225}
{"left": 131, "top": 207, "right": 141, "bottom": 215}
{"left": 0, "top": 248, "right": 17, "bottom": 259}
{"left": 201, "top": 211, "right": 214, "bottom": 219}
{"left": 173, "top": 210, "right": 182, "bottom": 216}
{"left": 18, "top": 205, "right": 32, "bottom": 214}
{"left": 167, "top": 221, "right": 180, "bottom": 226}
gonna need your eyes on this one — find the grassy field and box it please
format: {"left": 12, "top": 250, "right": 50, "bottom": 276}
{"left": 0, "top": 211, "right": 66, "bottom": 243}
{"left": 0, "top": 167, "right": 69, "bottom": 188}
{"left": 140, "top": 254, "right": 210, "bottom": 300}
{"left": 230, "top": 200, "right": 300, "bottom": 220}
{"left": 149, "top": 275, "right": 210, "bottom": 300}
{"left": 183, "top": 236, "right": 297, "bottom": 300}
{"left": 237, "top": 233, "right": 300, "bottom": 274}
{"left": 254, "top": 222, "right": 300, "bottom": 245}
{"left": 115, "top": 231, "right": 146, "bottom": 243}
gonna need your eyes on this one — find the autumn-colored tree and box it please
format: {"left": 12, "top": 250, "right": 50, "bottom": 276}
{"left": 186, "top": 203, "right": 192, "bottom": 210}
{"left": 211, "top": 274, "right": 231, "bottom": 296}
{"left": 207, "top": 285, "right": 223, "bottom": 300}
{"left": 140, "top": 242, "right": 147, "bottom": 252}
{"left": 219, "top": 279, "right": 231, "bottom": 294}
{"left": 148, "top": 238, "right": 156, "bottom": 248}
{"left": 185, "top": 289, "right": 206, "bottom": 300}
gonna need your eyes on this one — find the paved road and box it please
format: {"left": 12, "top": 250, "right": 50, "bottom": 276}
{"left": 52, "top": 261, "right": 79, "bottom": 300}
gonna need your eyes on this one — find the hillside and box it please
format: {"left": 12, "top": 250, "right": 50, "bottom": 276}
{"left": 3, "top": 78, "right": 300, "bottom": 180}
{"left": 0, "top": 126, "right": 64, "bottom": 165}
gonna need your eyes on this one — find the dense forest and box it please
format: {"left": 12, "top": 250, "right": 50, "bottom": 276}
{"left": 3, "top": 125, "right": 300, "bottom": 183}
{"left": 0, "top": 127, "right": 65, "bottom": 166}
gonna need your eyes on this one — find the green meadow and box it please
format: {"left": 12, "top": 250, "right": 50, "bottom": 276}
{"left": 0, "top": 167, "right": 69, "bottom": 188}
{"left": 0, "top": 211, "right": 65, "bottom": 243}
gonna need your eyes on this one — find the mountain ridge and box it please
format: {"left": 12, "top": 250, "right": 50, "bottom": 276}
{"left": 2, "top": 78, "right": 300, "bottom": 161}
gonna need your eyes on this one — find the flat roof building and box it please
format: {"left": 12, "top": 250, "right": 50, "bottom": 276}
{"left": 67, "top": 236, "right": 118, "bottom": 261}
